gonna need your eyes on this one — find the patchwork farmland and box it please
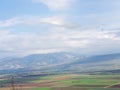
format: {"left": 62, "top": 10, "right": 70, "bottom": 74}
{"left": 0, "top": 74, "right": 120, "bottom": 90}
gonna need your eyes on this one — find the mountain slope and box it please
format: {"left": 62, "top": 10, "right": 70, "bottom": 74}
{"left": 0, "top": 53, "right": 120, "bottom": 73}
{"left": 48, "top": 53, "right": 120, "bottom": 72}
{"left": 0, "top": 52, "right": 78, "bottom": 70}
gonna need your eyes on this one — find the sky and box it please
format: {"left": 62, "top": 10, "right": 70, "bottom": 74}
{"left": 0, "top": 0, "right": 120, "bottom": 57}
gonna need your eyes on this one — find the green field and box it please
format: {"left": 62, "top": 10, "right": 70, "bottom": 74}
{"left": 0, "top": 74, "right": 120, "bottom": 90}
{"left": 31, "top": 87, "right": 51, "bottom": 90}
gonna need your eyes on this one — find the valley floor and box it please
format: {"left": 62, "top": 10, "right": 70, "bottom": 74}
{"left": 0, "top": 74, "right": 120, "bottom": 90}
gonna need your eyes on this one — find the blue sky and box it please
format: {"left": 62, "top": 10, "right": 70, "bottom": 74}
{"left": 0, "top": 0, "right": 120, "bottom": 57}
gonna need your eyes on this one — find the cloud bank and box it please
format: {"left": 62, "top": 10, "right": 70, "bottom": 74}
{"left": 1, "top": 0, "right": 120, "bottom": 57}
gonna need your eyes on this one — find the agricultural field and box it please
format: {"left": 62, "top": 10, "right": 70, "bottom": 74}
{"left": 0, "top": 74, "right": 120, "bottom": 90}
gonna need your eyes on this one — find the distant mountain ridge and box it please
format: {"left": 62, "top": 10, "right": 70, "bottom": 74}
{"left": 0, "top": 52, "right": 120, "bottom": 74}
{"left": 0, "top": 52, "right": 79, "bottom": 70}
{"left": 57, "top": 53, "right": 120, "bottom": 72}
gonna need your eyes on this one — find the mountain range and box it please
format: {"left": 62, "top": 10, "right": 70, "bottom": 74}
{"left": 0, "top": 52, "right": 120, "bottom": 74}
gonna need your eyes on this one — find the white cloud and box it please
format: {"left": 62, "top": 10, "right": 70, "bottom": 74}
{"left": 0, "top": 30, "right": 68, "bottom": 56}
{"left": 0, "top": 16, "right": 48, "bottom": 27}
{"left": 0, "top": 17, "right": 21, "bottom": 27}
{"left": 0, "top": 16, "right": 77, "bottom": 30}
{"left": 0, "top": 28, "right": 120, "bottom": 57}
{"left": 41, "top": 16, "right": 65, "bottom": 25}
{"left": 1, "top": 15, "right": 120, "bottom": 56}
{"left": 33, "top": 0, "right": 74, "bottom": 10}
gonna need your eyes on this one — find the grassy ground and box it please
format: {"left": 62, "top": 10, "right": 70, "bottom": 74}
{"left": 0, "top": 74, "right": 120, "bottom": 90}
{"left": 31, "top": 87, "right": 51, "bottom": 90}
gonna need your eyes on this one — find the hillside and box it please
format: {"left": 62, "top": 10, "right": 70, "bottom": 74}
{"left": 0, "top": 52, "right": 79, "bottom": 70}
{"left": 0, "top": 53, "right": 120, "bottom": 74}
{"left": 41, "top": 53, "right": 120, "bottom": 72}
